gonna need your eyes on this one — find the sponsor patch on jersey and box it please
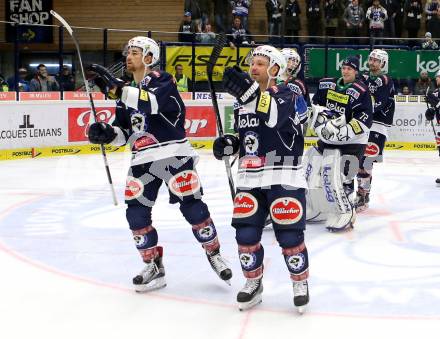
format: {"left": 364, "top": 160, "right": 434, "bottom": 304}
{"left": 349, "top": 119, "right": 363, "bottom": 135}
{"left": 243, "top": 131, "right": 259, "bottom": 155}
{"left": 238, "top": 114, "right": 259, "bottom": 128}
{"left": 346, "top": 88, "right": 360, "bottom": 100}
{"left": 375, "top": 77, "right": 383, "bottom": 87}
{"left": 256, "top": 92, "right": 270, "bottom": 114}
{"left": 270, "top": 197, "right": 303, "bottom": 225}
{"left": 286, "top": 253, "right": 306, "bottom": 272}
{"left": 168, "top": 170, "right": 201, "bottom": 197}
{"left": 319, "top": 81, "right": 336, "bottom": 90}
{"left": 365, "top": 142, "right": 380, "bottom": 157}
{"left": 326, "top": 90, "right": 349, "bottom": 104}
{"left": 139, "top": 89, "right": 149, "bottom": 101}
{"left": 239, "top": 252, "right": 257, "bottom": 270}
{"left": 133, "top": 134, "right": 158, "bottom": 151}
{"left": 233, "top": 192, "right": 258, "bottom": 218}
{"left": 239, "top": 156, "right": 265, "bottom": 169}
{"left": 125, "top": 176, "right": 144, "bottom": 200}
{"left": 287, "top": 82, "right": 302, "bottom": 95}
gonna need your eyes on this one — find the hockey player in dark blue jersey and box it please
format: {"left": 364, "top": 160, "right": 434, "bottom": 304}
{"left": 213, "top": 45, "right": 310, "bottom": 313}
{"left": 305, "top": 55, "right": 373, "bottom": 232}
{"left": 425, "top": 70, "right": 440, "bottom": 186}
{"left": 86, "top": 36, "right": 232, "bottom": 292}
{"left": 355, "top": 49, "right": 395, "bottom": 212}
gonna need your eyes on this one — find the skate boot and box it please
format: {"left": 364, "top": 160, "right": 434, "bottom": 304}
{"left": 354, "top": 192, "right": 369, "bottom": 213}
{"left": 436, "top": 178, "right": 440, "bottom": 187}
{"left": 206, "top": 249, "right": 232, "bottom": 285}
{"left": 132, "top": 252, "right": 166, "bottom": 293}
{"left": 326, "top": 211, "right": 356, "bottom": 233}
{"left": 237, "top": 277, "right": 263, "bottom": 311}
{"left": 293, "top": 279, "right": 309, "bottom": 314}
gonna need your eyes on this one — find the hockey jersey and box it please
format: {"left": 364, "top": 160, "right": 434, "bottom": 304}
{"left": 360, "top": 72, "right": 395, "bottom": 137}
{"left": 285, "top": 77, "right": 311, "bottom": 124}
{"left": 233, "top": 84, "right": 308, "bottom": 189}
{"left": 110, "top": 70, "right": 196, "bottom": 165}
{"left": 312, "top": 77, "right": 373, "bottom": 148}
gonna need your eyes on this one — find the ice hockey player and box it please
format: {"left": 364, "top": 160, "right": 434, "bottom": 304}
{"left": 355, "top": 49, "right": 395, "bottom": 211}
{"left": 213, "top": 45, "right": 310, "bottom": 313}
{"left": 305, "top": 55, "right": 373, "bottom": 232}
{"left": 425, "top": 69, "right": 440, "bottom": 186}
{"left": 86, "top": 36, "right": 232, "bottom": 292}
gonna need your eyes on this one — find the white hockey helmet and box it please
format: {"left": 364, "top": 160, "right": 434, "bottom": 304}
{"left": 369, "top": 49, "right": 388, "bottom": 70}
{"left": 127, "top": 36, "right": 160, "bottom": 67}
{"left": 280, "top": 48, "right": 302, "bottom": 78}
{"left": 251, "top": 45, "right": 287, "bottom": 79}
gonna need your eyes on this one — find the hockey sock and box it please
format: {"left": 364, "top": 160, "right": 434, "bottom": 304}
{"left": 132, "top": 226, "right": 159, "bottom": 262}
{"left": 282, "top": 242, "right": 309, "bottom": 281}
{"left": 192, "top": 218, "right": 220, "bottom": 253}
{"left": 238, "top": 243, "right": 264, "bottom": 279}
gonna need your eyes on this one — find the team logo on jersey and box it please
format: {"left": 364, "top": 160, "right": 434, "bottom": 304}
{"left": 270, "top": 197, "right": 303, "bottom": 225}
{"left": 365, "top": 142, "right": 380, "bottom": 157}
{"left": 244, "top": 131, "right": 259, "bottom": 155}
{"left": 233, "top": 192, "right": 258, "bottom": 218}
{"left": 125, "top": 176, "right": 144, "bottom": 200}
{"left": 131, "top": 112, "right": 146, "bottom": 133}
{"left": 286, "top": 253, "right": 306, "bottom": 272}
{"left": 168, "top": 170, "right": 201, "bottom": 197}
{"left": 238, "top": 114, "right": 259, "bottom": 128}
{"left": 239, "top": 252, "right": 257, "bottom": 270}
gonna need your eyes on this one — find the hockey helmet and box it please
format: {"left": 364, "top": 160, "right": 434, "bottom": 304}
{"left": 127, "top": 36, "right": 160, "bottom": 67}
{"left": 251, "top": 45, "right": 287, "bottom": 79}
{"left": 369, "top": 49, "right": 388, "bottom": 70}
{"left": 280, "top": 48, "right": 302, "bottom": 78}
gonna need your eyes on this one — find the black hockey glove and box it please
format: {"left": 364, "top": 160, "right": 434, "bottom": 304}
{"left": 425, "top": 107, "right": 437, "bottom": 121}
{"left": 222, "top": 66, "right": 260, "bottom": 105}
{"left": 88, "top": 122, "right": 117, "bottom": 144}
{"left": 213, "top": 134, "right": 239, "bottom": 160}
{"left": 88, "top": 64, "right": 125, "bottom": 99}
{"left": 426, "top": 91, "right": 440, "bottom": 109}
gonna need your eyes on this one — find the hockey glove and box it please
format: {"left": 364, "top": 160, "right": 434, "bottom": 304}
{"left": 88, "top": 122, "right": 117, "bottom": 144}
{"left": 223, "top": 66, "right": 260, "bottom": 105}
{"left": 425, "top": 107, "right": 436, "bottom": 121}
{"left": 426, "top": 91, "right": 440, "bottom": 109}
{"left": 213, "top": 134, "right": 239, "bottom": 160}
{"left": 88, "top": 64, "right": 125, "bottom": 99}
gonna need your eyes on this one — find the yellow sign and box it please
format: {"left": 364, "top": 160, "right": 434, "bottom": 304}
{"left": 165, "top": 46, "right": 252, "bottom": 82}
{"left": 327, "top": 90, "right": 349, "bottom": 104}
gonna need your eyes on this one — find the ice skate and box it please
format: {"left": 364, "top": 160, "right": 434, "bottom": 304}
{"left": 206, "top": 249, "right": 232, "bottom": 285}
{"left": 354, "top": 192, "right": 369, "bottom": 213}
{"left": 326, "top": 211, "right": 355, "bottom": 233}
{"left": 293, "top": 279, "right": 309, "bottom": 314}
{"left": 237, "top": 278, "right": 263, "bottom": 311}
{"left": 132, "top": 255, "right": 166, "bottom": 293}
{"left": 436, "top": 178, "right": 440, "bottom": 187}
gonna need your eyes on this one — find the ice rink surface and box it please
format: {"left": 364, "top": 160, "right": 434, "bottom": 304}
{"left": 0, "top": 150, "right": 439, "bottom": 339}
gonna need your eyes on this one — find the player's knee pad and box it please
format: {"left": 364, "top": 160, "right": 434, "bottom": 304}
{"left": 192, "top": 218, "right": 219, "bottom": 253}
{"left": 132, "top": 225, "right": 159, "bottom": 262}
{"left": 282, "top": 242, "right": 309, "bottom": 281}
{"left": 274, "top": 229, "right": 304, "bottom": 248}
{"left": 235, "top": 225, "right": 263, "bottom": 245}
{"left": 179, "top": 198, "right": 210, "bottom": 225}
{"left": 238, "top": 242, "right": 264, "bottom": 279}
{"left": 126, "top": 204, "right": 153, "bottom": 230}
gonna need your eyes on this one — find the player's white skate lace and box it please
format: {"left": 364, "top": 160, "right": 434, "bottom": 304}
{"left": 207, "top": 250, "right": 232, "bottom": 285}
{"left": 293, "top": 280, "right": 309, "bottom": 314}
{"left": 237, "top": 278, "right": 263, "bottom": 311}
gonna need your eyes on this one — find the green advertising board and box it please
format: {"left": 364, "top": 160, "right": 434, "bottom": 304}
{"left": 305, "top": 49, "right": 440, "bottom": 78}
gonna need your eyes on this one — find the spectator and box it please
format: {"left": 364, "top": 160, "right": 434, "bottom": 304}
{"left": 399, "top": 85, "right": 412, "bottom": 94}
{"left": 395, "top": 0, "right": 406, "bottom": 38}
{"left": 306, "top": 0, "right": 322, "bottom": 43}
{"left": 425, "top": 0, "right": 439, "bottom": 33}
{"left": 366, "top": 0, "right": 388, "bottom": 45}
{"left": 266, "top": 0, "right": 283, "bottom": 42}
{"left": 414, "top": 70, "right": 434, "bottom": 94}
{"left": 0, "top": 73, "right": 9, "bottom": 92}
{"left": 404, "top": 0, "right": 422, "bottom": 47}
{"left": 7, "top": 67, "right": 30, "bottom": 91}
{"left": 324, "top": 0, "right": 339, "bottom": 43}
{"left": 285, "top": 0, "right": 301, "bottom": 44}
{"left": 421, "top": 31, "right": 439, "bottom": 49}
{"left": 344, "top": 0, "right": 365, "bottom": 42}
{"left": 57, "top": 65, "right": 75, "bottom": 91}
{"left": 431, "top": 8, "right": 440, "bottom": 39}
{"left": 213, "top": 0, "right": 231, "bottom": 32}
{"left": 382, "top": 0, "right": 399, "bottom": 38}
{"left": 227, "top": 16, "right": 254, "bottom": 48}
{"left": 29, "top": 64, "right": 60, "bottom": 92}
{"left": 178, "top": 12, "right": 197, "bottom": 43}
{"left": 231, "top": 1, "right": 251, "bottom": 30}
{"left": 184, "top": 0, "right": 201, "bottom": 27}
{"left": 174, "top": 64, "right": 189, "bottom": 92}
{"left": 197, "top": 23, "right": 216, "bottom": 43}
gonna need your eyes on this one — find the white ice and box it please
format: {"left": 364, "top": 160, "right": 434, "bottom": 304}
{"left": 0, "top": 150, "right": 439, "bottom": 339}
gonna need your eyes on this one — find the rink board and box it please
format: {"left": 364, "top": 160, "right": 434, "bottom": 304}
{"left": 0, "top": 97, "right": 438, "bottom": 160}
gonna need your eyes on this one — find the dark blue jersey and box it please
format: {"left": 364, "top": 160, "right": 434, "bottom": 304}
{"left": 285, "top": 77, "right": 311, "bottom": 124}
{"left": 361, "top": 73, "right": 395, "bottom": 137}
{"left": 111, "top": 70, "right": 196, "bottom": 165}
{"left": 233, "top": 84, "right": 308, "bottom": 189}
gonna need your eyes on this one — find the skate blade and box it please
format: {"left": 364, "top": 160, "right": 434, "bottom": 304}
{"left": 326, "top": 223, "right": 354, "bottom": 233}
{"left": 224, "top": 279, "right": 231, "bottom": 286}
{"left": 238, "top": 295, "right": 262, "bottom": 311}
{"left": 134, "top": 277, "right": 166, "bottom": 293}
{"left": 296, "top": 305, "right": 306, "bottom": 315}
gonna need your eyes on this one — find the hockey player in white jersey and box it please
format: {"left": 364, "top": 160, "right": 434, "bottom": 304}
{"left": 304, "top": 56, "right": 373, "bottom": 232}
{"left": 425, "top": 69, "right": 440, "bottom": 186}
{"left": 213, "top": 45, "right": 310, "bottom": 313}
{"left": 86, "top": 36, "right": 232, "bottom": 292}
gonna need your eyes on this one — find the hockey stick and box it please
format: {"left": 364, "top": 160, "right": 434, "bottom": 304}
{"left": 51, "top": 10, "right": 118, "bottom": 206}
{"left": 206, "top": 33, "right": 235, "bottom": 201}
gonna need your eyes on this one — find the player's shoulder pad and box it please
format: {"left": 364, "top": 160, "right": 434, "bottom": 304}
{"left": 268, "top": 84, "right": 295, "bottom": 100}
{"left": 318, "top": 77, "right": 337, "bottom": 90}
{"left": 288, "top": 78, "right": 306, "bottom": 95}
{"left": 381, "top": 74, "right": 391, "bottom": 85}
{"left": 140, "top": 70, "right": 171, "bottom": 87}
{"left": 352, "top": 79, "right": 368, "bottom": 93}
